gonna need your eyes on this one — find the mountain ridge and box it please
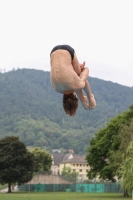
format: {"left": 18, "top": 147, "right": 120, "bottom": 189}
{"left": 0, "top": 69, "right": 133, "bottom": 153}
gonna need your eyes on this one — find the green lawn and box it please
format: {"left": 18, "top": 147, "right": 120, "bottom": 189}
{"left": 0, "top": 192, "right": 131, "bottom": 200}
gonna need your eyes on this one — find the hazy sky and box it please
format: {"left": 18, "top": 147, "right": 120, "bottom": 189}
{"left": 0, "top": 0, "right": 133, "bottom": 86}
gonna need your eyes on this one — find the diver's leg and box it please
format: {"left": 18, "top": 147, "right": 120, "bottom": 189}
{"left": 79, "top": 67, "right": 89, "bottom": 82}
{"left": 83, "top": 80, "right": 96, "bottom": 109}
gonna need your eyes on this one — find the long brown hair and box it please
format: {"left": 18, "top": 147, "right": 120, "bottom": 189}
{"left": 63, "top": 93, "right": 78, "bottom": 117}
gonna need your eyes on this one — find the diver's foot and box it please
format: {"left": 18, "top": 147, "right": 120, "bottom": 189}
{"left": 88, "top": 94, "right": 96, "bottom": 109}
{"left": 82, "top": 96, "right": 89, "bottom": 110}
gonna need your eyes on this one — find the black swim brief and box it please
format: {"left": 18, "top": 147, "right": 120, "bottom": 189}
{"left": 50, "top": 45, "right": 75, "bottom": 60}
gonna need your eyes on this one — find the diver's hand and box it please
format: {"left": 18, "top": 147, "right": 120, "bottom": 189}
{"left": 80, "top": 61, "right": 85, "bottom": 71}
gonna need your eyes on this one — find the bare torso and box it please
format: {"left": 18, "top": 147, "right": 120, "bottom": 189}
{"left": 50, "top": 50, "right": 84, "bottom": 94}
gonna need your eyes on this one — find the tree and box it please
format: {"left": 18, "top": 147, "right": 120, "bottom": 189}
{"left": 118, "top": 120, "right": 133, "bottom": 198}
{"left": 110, "top": 119, "right": 133, "bottom": 177}
{"left": 0, "top": 136, "right": 35, "bottom": 193}
{"left": 86, "top": 105, "right": 133, "bottom": 182}
{"left": 0, "top": 69, "right": 133, "bottom": 154}
{"left": 61, "top": 167, "right": 78, "bottom": 181}
{"left": 31, "top": 147, "right": 52, "bottom": 173}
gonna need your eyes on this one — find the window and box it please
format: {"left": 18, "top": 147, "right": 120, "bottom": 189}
{"left": 77, "top": 164, "right": 78, "bottom": 166}
{"left": 86, "top": 169, "right": 88, "bottom": 172}
{"left": 79, "top": 169, "right": 82, "bottom": 172}
{"left": 80, "top": 164, "right": 82, "bottom": 166}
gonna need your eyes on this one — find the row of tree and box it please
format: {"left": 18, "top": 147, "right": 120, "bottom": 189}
{"left": 86, "top": 105, "right": 133, "bottom": 197}
{"left": 0, "top": 136, "right": 52, "bottom": 193}
{"left": 0, "top": 136, "right": 79, "bottom": 194}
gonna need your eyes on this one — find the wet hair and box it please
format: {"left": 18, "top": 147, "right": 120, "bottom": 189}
{"left": 63, "top": 93, "right": 78, "bottom": 117}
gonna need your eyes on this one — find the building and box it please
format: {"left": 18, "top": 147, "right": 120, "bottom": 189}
{"left": 51, "top": 153, "right": 89, "bottom": 180}
{"left": 51, "top": 153, "right": 65, "bottom": 175}
{"left": 59, "top": 154, "right": 90, "bottom": 180}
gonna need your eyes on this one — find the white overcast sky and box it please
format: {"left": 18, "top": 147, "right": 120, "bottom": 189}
{"left": 0, "top": 0, "right": 133, "bottom": 86}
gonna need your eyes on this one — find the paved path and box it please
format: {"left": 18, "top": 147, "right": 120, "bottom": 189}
{"left": 0, "top": 186, "right": 18, "bottom": 193}
{"left": 0, "top": 188, "right": 8, "bottom": 193}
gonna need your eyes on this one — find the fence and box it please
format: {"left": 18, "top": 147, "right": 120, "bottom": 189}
{"left": 18, "top": 173, "right": 123, "bottom": 193}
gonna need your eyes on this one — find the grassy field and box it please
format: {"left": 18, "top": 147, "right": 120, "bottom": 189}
{"left": 0, "top": 192, "right": 131, "bottom": 200}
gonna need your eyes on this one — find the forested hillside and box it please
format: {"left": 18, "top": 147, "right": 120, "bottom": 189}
{"left": 0, "top": 69, "right": 133, "bottom": 153}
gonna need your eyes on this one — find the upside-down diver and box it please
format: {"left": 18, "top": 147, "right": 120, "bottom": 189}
{"left": 50, "top": 44, "right": 96, "bottom": 117}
